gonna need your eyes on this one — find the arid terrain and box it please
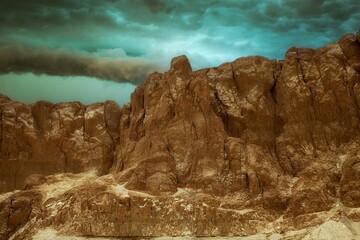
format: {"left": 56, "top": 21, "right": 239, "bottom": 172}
{"left": 1, "top": 31, "right": 360, "bottom": 239}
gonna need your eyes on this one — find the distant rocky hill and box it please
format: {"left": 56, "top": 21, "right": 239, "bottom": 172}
{"left": 1, "top": 31, "right": 360, "bottom": 239}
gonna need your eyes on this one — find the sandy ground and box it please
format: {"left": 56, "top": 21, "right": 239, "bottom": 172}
{"left": 31, "top": 218, "right": 360, "bottom": 240}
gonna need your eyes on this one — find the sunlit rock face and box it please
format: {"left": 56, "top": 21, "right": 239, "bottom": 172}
{"left": 1, "top": 32, "right": 360, "bottom": 239}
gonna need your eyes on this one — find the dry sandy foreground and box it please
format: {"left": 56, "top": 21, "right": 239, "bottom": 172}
{"left": 31, "top": 219, "right": 360, "bottom": 240}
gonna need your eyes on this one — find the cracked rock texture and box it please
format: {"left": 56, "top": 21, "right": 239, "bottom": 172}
{"left": 0, "top": 31, "right": 360, "bottom": 239}
{"left": 0, "top": 98, "right": 120, "bottom": 193}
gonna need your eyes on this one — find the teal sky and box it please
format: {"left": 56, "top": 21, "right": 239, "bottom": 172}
{"left": 0, "top": 0, "right": 359, "bottom": 105}
{"left": 0, "top": 73, "right": 135, "bottom": 105}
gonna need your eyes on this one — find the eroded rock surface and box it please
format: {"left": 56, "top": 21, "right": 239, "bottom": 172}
{"left": 0, "top": 97, "right": 121, "bottom": 192}
{"left": 1, "top": 32, "right": 360, "bottom": 239}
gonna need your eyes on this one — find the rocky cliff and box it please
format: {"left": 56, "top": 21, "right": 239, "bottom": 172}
{"left": 1, "top": 31, "right": 360, "bottom": 239}
{"left": 0, "top": 96, "right": 121, "bottom": 193}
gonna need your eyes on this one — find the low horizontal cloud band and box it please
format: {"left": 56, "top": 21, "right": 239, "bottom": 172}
{"left": 0, "top": 44, "right": 159, "bottom": 84}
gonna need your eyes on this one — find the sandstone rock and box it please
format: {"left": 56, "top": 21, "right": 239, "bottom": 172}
{"left": 23, "top": 174, "right": 47, "bottom": 190}
{"left": 340, "top": 153, "right": 360, "bottom": 207}
{"left": 170, "top": 55, "right": 192, "bottom": 75}
{"left": 1, "top": 31, "right": 360, "bottom": 239}
{"left": 0, "top": 98, "right": 121, "bottom": 192}
{"left": 0, "top": 190, "right": 42, "bottom": 239}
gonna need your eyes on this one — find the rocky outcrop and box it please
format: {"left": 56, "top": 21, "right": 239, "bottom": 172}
{"left": 113, "top": 32, "right": 360, "bottom": 206}
{"left": 0, "top": 31, "right": 360, "bottom": 239}
{"left": 0, "top": 96, "right": 121, "bottom": 192}
{"left": 0, "top": 190, "right": 42, "bottom": 239}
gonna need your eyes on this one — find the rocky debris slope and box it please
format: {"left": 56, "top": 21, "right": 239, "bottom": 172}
{"left": 0, "top": 31, "right": 360, "bottom": 239}
{"left": 2, "top": 172, "right": 360, "bottom": 239}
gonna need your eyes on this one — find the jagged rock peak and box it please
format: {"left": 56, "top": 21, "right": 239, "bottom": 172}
{"left": 170, "top": 55, "right": 192, "bottom": 75}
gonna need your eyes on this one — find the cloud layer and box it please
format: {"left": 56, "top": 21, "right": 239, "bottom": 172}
{"left": 0, "top": 45, "right": 159, "bottom": 83}
{"left": 0, "top": 0, "right": 359, "bottom": 83}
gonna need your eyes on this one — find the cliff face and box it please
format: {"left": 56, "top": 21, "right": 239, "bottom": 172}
{"left": 1, "top": 32, "right": 360, "bottom": 239}
{"left": 0, "top": 97, "right": 121, "bottom": 192}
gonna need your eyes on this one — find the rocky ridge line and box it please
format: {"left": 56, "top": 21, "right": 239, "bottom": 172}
{"left": 0, "top": 31, "right": 360, "bottom": 239}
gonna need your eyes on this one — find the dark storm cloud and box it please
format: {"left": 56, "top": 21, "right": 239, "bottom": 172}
{"left": 1, "top": 0, "right": 358, "bottom": 36}
{"left": 0, "top": 0, "right": 359, "bottom": 106}
{"left": 0, "top": 45, "right": 158, "bottom": 84}
{"left": 0, "top": 0, "right": 359, "bottom": 78}
{"left": 0, "top": 1, "right": 119, "bottom": 34}
{"left": 255, "top": 0, "right": 360, "bottom": 32}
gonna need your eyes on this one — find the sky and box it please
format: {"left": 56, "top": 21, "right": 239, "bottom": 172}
{"left": 0, "top": 0, "right": 359, "bottom": 105}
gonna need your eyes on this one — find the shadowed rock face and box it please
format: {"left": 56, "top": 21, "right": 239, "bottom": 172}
{"left": 0, "top": 32, "right": 360, "bottom": 239}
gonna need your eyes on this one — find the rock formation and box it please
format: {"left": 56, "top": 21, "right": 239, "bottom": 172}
{"left": 0, "top": 96, "right": 121, "bottom": 193}
{"left": 0, "top": 31, "right": 360, "bottom": 239}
